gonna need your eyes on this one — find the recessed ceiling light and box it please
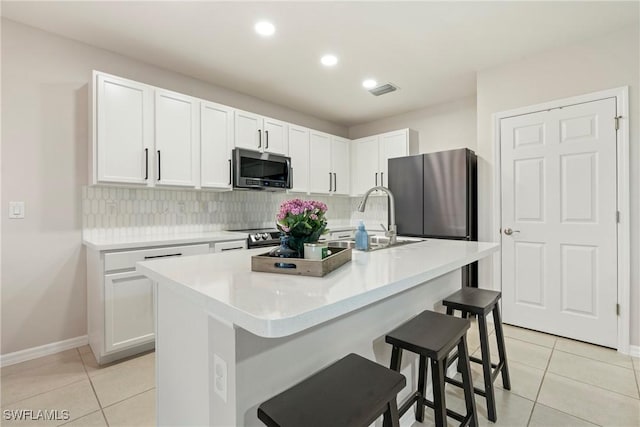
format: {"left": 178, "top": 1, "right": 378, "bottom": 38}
{"left": 255, "top": 21, "right": 275, "bottom": 37}
{"left": 362, "top": 79, "right": 377, "bottom": 89}
{"left": 321, "top": 55, "right": 338, "bottom": 67}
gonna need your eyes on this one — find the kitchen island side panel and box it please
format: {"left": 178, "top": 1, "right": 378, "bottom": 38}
{"left": 157, "top": 270, "right": 460, "bottom": 426}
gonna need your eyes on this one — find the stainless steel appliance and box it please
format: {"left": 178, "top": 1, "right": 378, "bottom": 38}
{"left": 388, "top": 148, "right": 477, "bottom": 286}
{"left": 231, "top": 228, "right": 282, "bottom": 249}
{"left": 232, "top": 148, "right": 291, "bottom": 191}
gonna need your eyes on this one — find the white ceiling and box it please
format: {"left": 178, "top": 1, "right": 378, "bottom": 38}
{"left": 2, "top": 1, "right": 638, "bottom": 127}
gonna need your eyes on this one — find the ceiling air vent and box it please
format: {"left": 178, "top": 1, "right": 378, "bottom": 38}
{"left": 369, "top": 83, "right": 399, "bottom": 96}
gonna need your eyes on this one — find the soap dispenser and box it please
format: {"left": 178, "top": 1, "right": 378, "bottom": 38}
{"left": 354, "top": 221, "right": 369, "bottom": 251}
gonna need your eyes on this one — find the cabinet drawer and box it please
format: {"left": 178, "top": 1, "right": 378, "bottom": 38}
{"left": 104, "top": 244, "right": 210, "bottom": 272}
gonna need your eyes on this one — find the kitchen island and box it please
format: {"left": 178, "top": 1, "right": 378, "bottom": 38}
{"left": 136, "top": 239, "right": 499, "bottom": 427}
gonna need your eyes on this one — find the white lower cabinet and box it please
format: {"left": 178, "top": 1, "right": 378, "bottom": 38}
{"left": 104, "top": 271, "right": 155, "bottom": 353}
{"left": 87, "top": 243, "right": 211, "bottom": 364}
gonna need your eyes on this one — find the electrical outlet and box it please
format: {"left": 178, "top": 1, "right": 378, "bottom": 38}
{"left": 213, "top": 353, "right": 227, "bottom": 402}
{"left": 9, "top": 201, "right": 25, "bottom": 219}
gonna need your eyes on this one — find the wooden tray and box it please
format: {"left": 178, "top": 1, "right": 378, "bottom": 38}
{"left": 251, "top": 247, "right": 352, "bottom": 277}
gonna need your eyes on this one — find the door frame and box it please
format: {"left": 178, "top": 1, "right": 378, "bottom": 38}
{"left": 491, "top": 87, "right": 630, "bottom": 353}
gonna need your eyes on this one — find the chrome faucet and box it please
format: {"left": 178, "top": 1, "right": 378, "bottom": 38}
{"left": 357, "top": 186, "right": 397, "bottom": 245}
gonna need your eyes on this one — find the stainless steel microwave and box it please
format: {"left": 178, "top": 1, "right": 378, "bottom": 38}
{"left": 232, "top": 148, "right": 292, "bottom": 191}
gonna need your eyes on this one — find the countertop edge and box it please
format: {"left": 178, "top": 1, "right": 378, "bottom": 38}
{"left": 137, "top": 242, "right": 500, "bottom": 338}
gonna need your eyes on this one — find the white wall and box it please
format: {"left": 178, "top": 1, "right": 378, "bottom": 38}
{"left": 476, "top": 25, "right": 640, "bottom": 346}
{"left": 0, "top": 19, "right": 346, "bottom": 355}
{"left": 349, "top": 95, "right": 477, "bottom": 153}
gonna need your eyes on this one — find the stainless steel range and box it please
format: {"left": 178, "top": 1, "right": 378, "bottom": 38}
{"left": 231, "top": 228, "right": 282, "bottom": 249}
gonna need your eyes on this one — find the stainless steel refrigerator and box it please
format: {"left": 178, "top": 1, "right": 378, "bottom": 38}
{"left": 388, "top": 148, "right": 478, "bottom": 287}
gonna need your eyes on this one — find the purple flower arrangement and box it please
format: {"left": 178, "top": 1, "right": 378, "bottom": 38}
{"left": 276, "top": 199, "right": 328, "bottom": 255}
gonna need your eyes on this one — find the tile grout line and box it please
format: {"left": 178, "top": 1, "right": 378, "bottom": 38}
{"left": 526, "top": 339, "right": 610, "bottom": 427}
{"left": 634, "top": 364, "right": 640, "bottom": 399}
{"left": 77, "top": 347, "right": 110, "bottom": 427}
{"left": 525, "top": 337, "right": 556, "bottom": 427}
{"left": 552, "top": 348, "right": 634, "bottom": 371}
{"left": 99, "top": 386, "right": 156, "bottom": 411}
{"left": 545, "top": 369, "right": 640, "bottom": 401}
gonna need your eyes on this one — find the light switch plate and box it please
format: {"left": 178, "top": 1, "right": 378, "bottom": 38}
{"left": 9, "top": 201, "right": 25, "bottom": 219}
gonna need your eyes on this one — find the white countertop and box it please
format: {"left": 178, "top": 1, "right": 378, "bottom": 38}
{"left": 137, "top": 239, "right": 499, "bottom": 338}
{"left": 82, "top": 230, "right": 249, "bottom": 251}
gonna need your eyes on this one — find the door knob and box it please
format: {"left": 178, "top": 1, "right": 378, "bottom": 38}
{"left": 503, "top": 227, "right": 520, "bottom": 235}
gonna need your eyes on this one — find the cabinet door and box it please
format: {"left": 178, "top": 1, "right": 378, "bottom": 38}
{"left": 379, "top": 130, "right": 408, "bottom": 187}
{"left": 288, "top": 126, "right": 310, "bottom": 193}
{"left": 234, "top": 110, "right": 263, "bottom": 151}
{"left": 155, "top": 90, "right": 198, "bottom": 187}
{"left": 96, "top": 74, "right": 152, "bottom": 184}
{"left": 331, "top": 137, "right": 350, "bottom": 195}
{"left": 308, "top": 131, "right": 332, "bottom": 194}
{"left": 351, "top": 136, "right": 379, "bottom": 195}
{"left": 104, "top": 272, "right": 154, "bottom": 353}
{"left": 263, "top": 118, "right": 288, "bottom": 155}
{"left": 201, "top": 101, "right": 234, "bottom": 189}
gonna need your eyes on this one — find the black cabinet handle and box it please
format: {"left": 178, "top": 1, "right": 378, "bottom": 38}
{"left": 258, "top": 129, "right": 262, "bottom": 148}
{"left": 144, "top": 148, "right": 148, "bottom": 180}
{"left": 333, "top": 173, "right": 337, "bottom": 192}
{"left": 144, "top": 252, "right": 182, "bottom": 260}
{"left": 265, "top": 130, "right": 269, "bottom": 149}
{"left": 228, "top": 159, "right": 232, "bottom": 185}
{"left": 381, "top": 172, "right": 384, "bottom": 186}
{"left": 157, "top": 150, "right": 161, "bottom": 181}
{"left": 375, "top": 172, "right": 378, "bottom": 186}
{"left": 329, "top": 172, "right": 332, "bottom": 191}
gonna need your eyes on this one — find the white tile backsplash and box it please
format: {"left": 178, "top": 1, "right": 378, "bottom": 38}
{"left": 82, "top": 186, "right": 388, "bottom": 236}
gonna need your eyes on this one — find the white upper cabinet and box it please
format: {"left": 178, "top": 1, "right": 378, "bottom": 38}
{"left": 234, "top": 110, "right": 288, "bottom": 155}
{"left": 263, "top": 118, "right": 288, "bottom": 155}
{"left": 201, "top": 101, "right": 234, "bottom": 189}
{"left": 309, "top": 131, "right": 332, "bottom": 194}
{"left": 351, "top": 136, "right": 380, "bottom": 196}
{"left": 351, "top": 129, "right": 418, "bottom": 195}
{"left": 93, "top": 72, "right": 152, "bottom": 184}
{"left": 92, "top": 71, "right": 419, "bottom": 193}
{"left": 155, "top": 89, "right": 199, "bottom": 187}
{"left": 308, "top": 131, "right": 351, "bottom": 195}
{"left": 288, "top": 125, "right": 310, "bottom": 193}
{"left": 331, "top": 136, "right": 350, "bottom": 195}
{"left": 234, "top": 110, "right": 262, "bottom": 151}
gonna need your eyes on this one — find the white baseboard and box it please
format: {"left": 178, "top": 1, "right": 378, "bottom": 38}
{"left": 629, "top": 345, "right": 640, "bottom": 358}
{"left": 0, "top": 335, "right": 88, "bottom": 368}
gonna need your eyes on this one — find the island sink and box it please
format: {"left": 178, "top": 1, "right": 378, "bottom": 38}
{"left": 328, "top": 236, "right": 423, "bottom": 251}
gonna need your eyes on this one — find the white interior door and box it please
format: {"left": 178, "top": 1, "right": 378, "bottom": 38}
{"left": 500, "top": 97, "right": 618, "bottom": 348}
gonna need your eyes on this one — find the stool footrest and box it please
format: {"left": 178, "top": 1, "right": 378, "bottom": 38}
{"left": 423, "top": 399, "right": 474, "bottom": 426}
{"left": 397, "top": 391, "right": 421, "bottom": 417}
{"left": 491, "top": 360, "right": 505, "bottom": 382}
{"left": 469, "top": 355, "right": 498, "bottom": 369}
{"left": 444, "top": 376, "right": 488, "bottom": 398}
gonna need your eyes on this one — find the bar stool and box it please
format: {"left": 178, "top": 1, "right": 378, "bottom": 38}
{"left": 385, "top": 310, "right": 477, "bottom": 427}
{"left": 442, "top": 288, "right": 511, "bottom": 422}
{"left": 257, "top": 353, "right": 406, "bottom": 427}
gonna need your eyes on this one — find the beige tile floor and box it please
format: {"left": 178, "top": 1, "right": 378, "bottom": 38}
{"left": 1, "top": 323, "right": 639, "bottom": 427}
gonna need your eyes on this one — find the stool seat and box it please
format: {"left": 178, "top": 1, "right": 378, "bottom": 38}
{"left": 443, "top": 288, "right": 501, "bottom": 315}
{"left": 258, "top": 353, "right": 406, "bottom": 427}
{"left": 386, "top": 310, "right": 470, "bottom": 360}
